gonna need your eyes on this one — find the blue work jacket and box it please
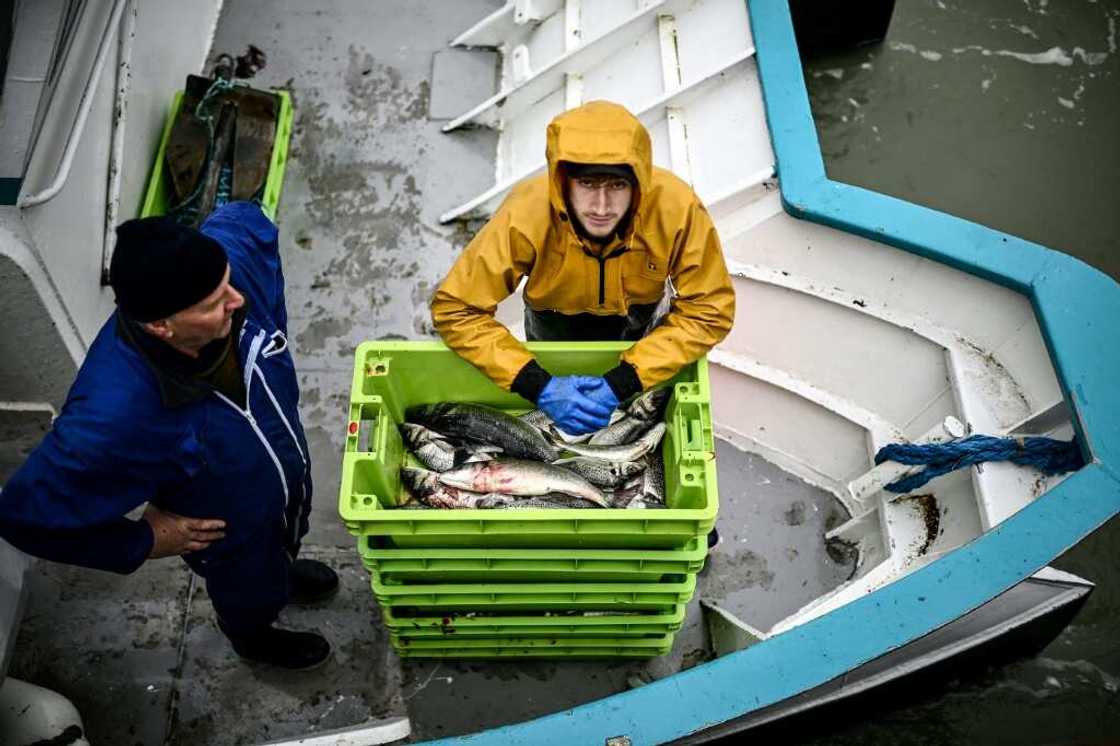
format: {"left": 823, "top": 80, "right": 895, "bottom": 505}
{"left": 0, "top": 202, "right": 312, "bottom": 574}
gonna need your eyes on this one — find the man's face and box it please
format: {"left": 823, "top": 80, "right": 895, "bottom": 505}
{"left": 161, "top": 266, "right": 244, "bottom": 350}
{"left": 567, "top": 175, "right": 634, "bottom": 239}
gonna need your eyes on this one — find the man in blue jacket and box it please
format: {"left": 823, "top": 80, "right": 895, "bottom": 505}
{"left": 0, "top": 202, "right": 335, "bottom": 670}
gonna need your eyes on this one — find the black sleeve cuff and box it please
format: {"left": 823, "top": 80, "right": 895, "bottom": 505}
{"left": 604, "top": 362, "right": 643, "bottom": 402}
{"left": 511, "top": 359, "right": 552, "bottom": 403}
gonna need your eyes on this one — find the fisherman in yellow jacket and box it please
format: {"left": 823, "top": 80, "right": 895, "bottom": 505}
{"left": 432, "top": 100, "right": 735, "bottom": 436}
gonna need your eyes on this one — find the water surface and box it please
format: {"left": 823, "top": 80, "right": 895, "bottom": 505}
{"left": 799, "top": 1, "right": 1120, "bottom": 742}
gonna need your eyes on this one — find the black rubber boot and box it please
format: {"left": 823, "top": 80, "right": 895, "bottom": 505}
{"left": 289, "top": 559, "right": 340, "bottom": 605}
{"left": 226, "top": 625, "right": 331, "bottom": 670}
{"left": 700, "top": 527, "right": 721, "bottom": 576}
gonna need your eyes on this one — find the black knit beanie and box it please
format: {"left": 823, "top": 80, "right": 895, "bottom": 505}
{"left": 565, "top": 162, "right": 635, "bottom": 183}
{"left": 110, "top": 217, "right": 228, "bottom": 322}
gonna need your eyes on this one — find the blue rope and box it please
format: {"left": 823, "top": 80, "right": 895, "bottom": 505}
{"left": 168, "top": 77, "right": 236, "bottom": 226}
{"left": 874, "top": 434, "right": 1084, "bottom": 493}
{"left": 214, "top": 164, "right": 232, "bottom": 208}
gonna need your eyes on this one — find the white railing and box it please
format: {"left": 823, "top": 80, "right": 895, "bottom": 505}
{"left": 17, "top": 0, "right": 130, "bottom": 209}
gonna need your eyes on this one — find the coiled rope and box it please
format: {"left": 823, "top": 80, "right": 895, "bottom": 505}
{"left": 875, "top": 434, "right": 1084, "bottom": 493}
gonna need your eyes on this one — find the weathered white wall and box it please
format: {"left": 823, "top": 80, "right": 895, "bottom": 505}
{"left": 0, "top": 0, "right": 223, "bottom": 680}
{"left": 0, "top": 1, "right": 66, "bottom": 180}
{"left": 18, "top": 0, "right": 224, "bottom": 346}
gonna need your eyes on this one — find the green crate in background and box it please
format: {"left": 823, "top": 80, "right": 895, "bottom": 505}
{"left": 390, "top": 633, "right": 675, "bottom": 659}
{"left": 381, "top": 604, "right": 687, "bottom": 638}
{"left": 139, "top": 87, "right": 293, "bottom": 219}
{"left": 338, "top": 341, "right": 718, "bottom": 549}
{"left": 370, "top": 572, "right": 697, "bottom": 612}
{"left": 358, "top": 535, "right": 707, "bottom": 584}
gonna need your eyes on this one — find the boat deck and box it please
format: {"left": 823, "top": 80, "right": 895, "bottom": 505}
{"left": 5, "top": 0, "right": 853, "bottom": 742}
{"left": 10, "top": 444, "right": 851, "bottom": 744}
{"left": 10, "top": 439, "right": 846, "bottom": 739}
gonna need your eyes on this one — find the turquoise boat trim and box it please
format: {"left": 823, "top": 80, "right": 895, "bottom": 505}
{"left": 426, "top": 1, "right": 1120, "bottom": 743}
{"left": 425, "top": 470, "right": 1117, "bottom": 746}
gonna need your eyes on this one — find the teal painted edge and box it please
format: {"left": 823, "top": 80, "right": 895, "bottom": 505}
{"left": 424, "top": 2, "right": 1120, "bottom": 744}
{"left": 424, "top": 468, "right": 1118, "bottom": 746}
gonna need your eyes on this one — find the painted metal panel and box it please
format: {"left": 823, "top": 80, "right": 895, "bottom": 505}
{"left": 709, "top": 363, "right": 871, "bottom": 489}
{"left": 18, "top": 0, "right": 225, "bottom": 346}
{"left": 722, "top": 277, "right": 953, "bottom": 431}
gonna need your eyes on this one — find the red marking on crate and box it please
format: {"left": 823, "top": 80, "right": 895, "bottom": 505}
{"left": 348, "top": 421, "right": 359, "bottom": 435}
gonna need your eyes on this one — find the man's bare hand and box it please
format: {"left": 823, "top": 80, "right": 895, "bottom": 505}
{"left": 142, "top": 505, "right": 226, "bottom": 558}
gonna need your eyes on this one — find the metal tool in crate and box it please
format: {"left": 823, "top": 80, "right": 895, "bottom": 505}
{"left": 163, "top": 55, "right": 279, "bottom": 227}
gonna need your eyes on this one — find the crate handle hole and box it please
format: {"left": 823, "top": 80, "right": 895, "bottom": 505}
{"left": 684, "top": 474, "right": 695, "bottom": 482}
{"left": 362, "top": 496, "right": 374, "bottom": 505}
{"left": 366, "top": 360, "right": 391, "bottom": 377}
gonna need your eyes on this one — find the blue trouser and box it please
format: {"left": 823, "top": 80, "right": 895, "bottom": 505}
{"left": 187, "top": 524, "right": 294, "bottom": 638}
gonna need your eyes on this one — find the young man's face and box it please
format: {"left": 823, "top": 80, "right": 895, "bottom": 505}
{"left": 567, "top": 175, "right": 633, "bottom": 239}
{"left": 157, "top": 266, "right": 245, "bottom": 350}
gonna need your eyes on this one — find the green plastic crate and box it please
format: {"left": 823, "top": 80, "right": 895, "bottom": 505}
{"left": 338, "top": 341, "right": 718, "bottom": 549}
{"left": 359, "top": 535, "right": 708, "bottom": 583}
{"left": 381, "top": 604, "right": 687, "bottom": 638}
{"left": 139, "top": 87, "right": 293, "bottom": 219}
{"left": 391, "top": 633, "right": 675, "bottom": 659}
{"left": 370, "top": 572, "right": 696, "bottom": 612}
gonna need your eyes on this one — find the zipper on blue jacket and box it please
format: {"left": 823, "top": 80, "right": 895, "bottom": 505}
{"left": 214, "top": 330, "right": 291, "bottom": 532}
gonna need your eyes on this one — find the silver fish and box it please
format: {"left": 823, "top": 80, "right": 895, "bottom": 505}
{"left": 625, "top": 498, "right": 667, "bottom": 509}
{"left": 481, "top": 493, "right": 603, "bottom": 509}
{"left": 473, "top": 494, "right": 521, "bottom": 509}
{"left": 400, "top": 466, "right": 504, "bottom": 509}
{"left": 626, "top": 386, "right": 672, "bottom": 421}
{"left": 608, "top": 476, "right": 644, "bottom": 508}
{"left": 547, "top": 423, "right": 594, "bottom": 445}
{"left": 556, "top": 422, "right": 667, "bottom": 463}
{"left": 437, "top": 458, "right": 609, "bottom": 507}
{"left": 607, "top": 475, "right": 666, "bottom": 509}
{"left": 553, "top": 456, "right": 645, "bottom": 488}
{"left": 399, "top": 423, "right": 495, "bottom": 472}
{"left": 526, "top": 410, "right": 626, "bottom": 444}
{"left": 518, "top": 409, "right": 553, "bottom": 432}
{"left": 558, "top": 410, "right": 627, "bottom": 443}
{"left": 586, "top": 414, "right": 651, "bottom": 446}
{"left": 407, "top": 402, "right": 558, "bottom": 461}
{"left": 642, "top": 452, "right": 666, "bottom": 503}
{"left": 522, "top": 409, "right": 587, "bottom": 444}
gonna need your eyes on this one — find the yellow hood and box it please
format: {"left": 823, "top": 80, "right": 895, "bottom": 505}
{"left": 545, "top": 100, "right": 652, "bottom": 221}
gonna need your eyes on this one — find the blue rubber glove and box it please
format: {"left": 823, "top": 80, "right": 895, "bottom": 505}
{"left": 538, "top": 376, "right": 613, "bottom": 435}
{"left": 576, "top": 376, "right": 621, "bottom": 413}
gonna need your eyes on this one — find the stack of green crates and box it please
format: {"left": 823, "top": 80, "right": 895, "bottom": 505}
{"left": 338, "top": 341, "right": 719, "bottom": 659}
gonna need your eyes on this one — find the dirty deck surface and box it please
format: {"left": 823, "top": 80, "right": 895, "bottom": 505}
{"left": 9, "top": 445, "right": 852, "bottom": 745}
{"left": 4, "top": 1, "right": 854, "bottom": 743}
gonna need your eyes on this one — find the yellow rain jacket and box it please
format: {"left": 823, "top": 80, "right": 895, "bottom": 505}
{"left": 431, "top": 100, "right": 735, "bottom": 399}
